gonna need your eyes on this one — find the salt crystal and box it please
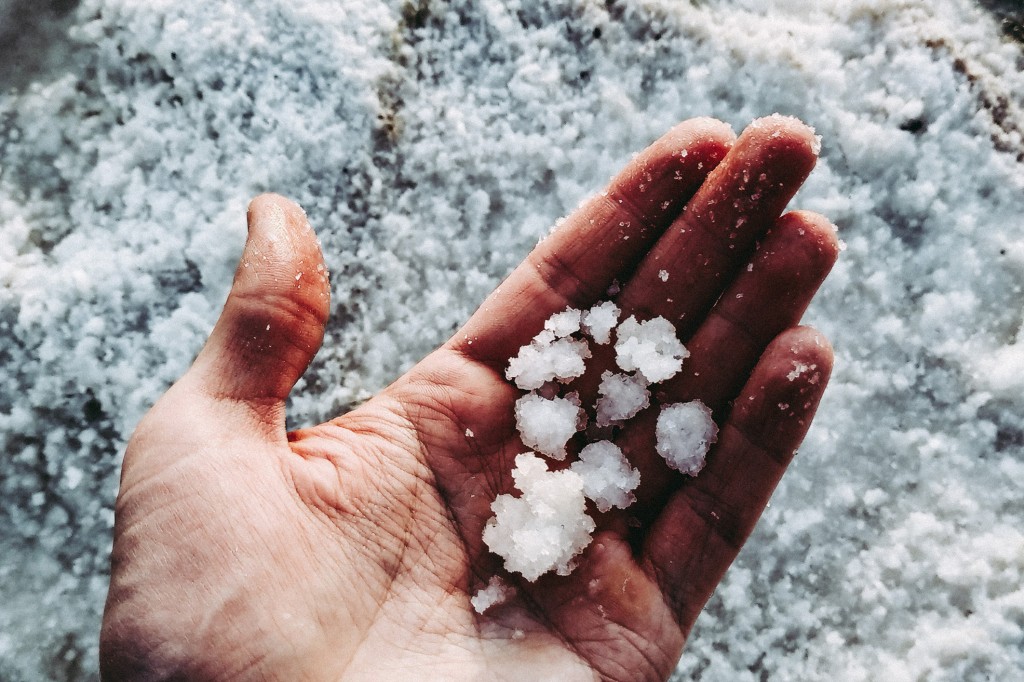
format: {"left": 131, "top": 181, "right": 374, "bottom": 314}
{"left": 595, "top": 371, "right": 650, "bottom": 426}
{"left": 506, "top": 336, "right": 592, "bottom": 390}
{"left": 614, "top": 315, "right": 690, "bottom": 382}
{"left": 471, "top": 576, "right": 514, "bottom": 614}
{"left": 465, "top": 428, "right": 475, "bottom": 438}
{"left": 570, "top": 441, "right": 640, "bottom": 512}
{"left": 515, "top": 392, "right": 585, "bottom": 460}
{"left": 658, "top": 269, "right": 669, "bottom": 282}
{"left": 545, "top": 308, "right": 582, "bottom": 337}
{"left": 656, "top": 400, "right": 718, "bottom": 476}
{"left": 483, "top": 453, "right": 595, "bottom": 581}
{"left": 581, "top": 301, "right": 620, "bottom": 345}
{"left": 787, "top": 362, "right": 814, "bottom": 381}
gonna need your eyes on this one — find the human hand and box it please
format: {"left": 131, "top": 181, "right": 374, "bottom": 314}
{"left": 100, "top": 116, "right": 838, "bottom": 681}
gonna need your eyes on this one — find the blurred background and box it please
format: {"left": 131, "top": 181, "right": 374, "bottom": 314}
{"left": 1, "top": 0, "right": 1022, "bottom": 679}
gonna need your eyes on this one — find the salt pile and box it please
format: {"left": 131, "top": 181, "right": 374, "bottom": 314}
{"left": 5, "top": 0, "right": 1023, "bottom": 676}
{"left": 486, "top": 304, "right": 713, "bottom": 580}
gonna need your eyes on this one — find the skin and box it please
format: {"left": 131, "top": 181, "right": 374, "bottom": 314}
{"left": 100, "top": 116, "right": 839, "bottom": 682}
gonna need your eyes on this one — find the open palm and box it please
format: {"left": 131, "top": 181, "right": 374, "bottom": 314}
{"left": 100, "top": 117, "right": 838, "bottom": 682}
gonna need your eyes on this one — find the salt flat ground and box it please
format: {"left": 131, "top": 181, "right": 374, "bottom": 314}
{"left": 1, "top": 0, "right": 1023, "bottom": 679}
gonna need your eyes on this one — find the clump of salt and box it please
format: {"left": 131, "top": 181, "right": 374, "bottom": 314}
{"left": 515, "top": 392, "right": 585, "bottom": 460}
{"left": 493, "top": 305, "right": 720, "bottom": 581}
{"left": 595, "top": 371, "right": 650, "bottom": 426}
{"left": 483, "top": 453, "right": 595, "bottom": 581}
{"left": 581, "top": 301, "right": 620, "bottom": 344}
{"left": 506, "top": 335, "right": 592, "bottom": 390}
{"left": 655, "top": 401, "right": 718, "bottom": 475}
{"left": 471, "top": 576, "right": 514, "bottom": 614}
{"left": 614, "top": 315, "right": 690, "bottom": 382}
{"left": 570, "top": 441, "right": 641, "bottom": 512}
{"left": 545, "top": 308, "right": 582, "bottom": 337}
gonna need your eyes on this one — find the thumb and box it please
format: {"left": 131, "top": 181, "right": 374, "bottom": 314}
{"left": 187, "top": 194, "right": 330, "bottom": 414}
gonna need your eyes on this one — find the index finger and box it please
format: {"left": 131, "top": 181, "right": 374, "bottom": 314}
{"left": 449, "top": 117, "right": 736, "bottom": 368}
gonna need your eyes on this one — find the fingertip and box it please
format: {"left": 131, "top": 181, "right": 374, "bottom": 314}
{"left": 189, "top": 195, "right": 331, "bottom": 408}
{"left": 669, "top": 116, "right": 737, "bottom": 147}
{"left": 656, "top": 117, "right": 736, "bottom": 168}
{"left": 745, "top": 113, "right": 822, "bottom": 159}
{"left": 770, "top": 210, "right": 842, "bottom": 274}
{"left": 763, "top": 326, "right": 835, "bottom": 381}
{"left": 240, "top": 193, "right": 330, "bottom": 317}
{"left": 731, "top": 326, "right": 833, "bottom": 451}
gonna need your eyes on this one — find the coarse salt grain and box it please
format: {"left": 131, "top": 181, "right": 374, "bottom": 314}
{"left": 614, "top": 315, "right": 689, "bottom": 383}
{"left": 471, "top": 576, "right": 514, "bottom": 614}
{"left": 570, "top": 441, "right": 641, "bottom": 512}
{"left": 581, "top": 301, "right": 620, "bottom": 345}
{"left": 515, "top": 392, "right": 585, "bottom": 460}
{"left": 483, "top": 453, "right": 595, "bottom": 581}
{"left": 506, "top": 336, "right": 592, "bottom": 390}
{"left": 655, "top": 400, "right": 718, "bottom": 476}
{"left": 595, "top": 371, "right": 650, "bottom": 426}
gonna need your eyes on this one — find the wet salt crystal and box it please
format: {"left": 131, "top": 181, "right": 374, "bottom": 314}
{"left": 656, "top": 401, "right": 718, "bottom": 476}
{"left": 515, "top": 392, "right": 585, "bottom": 460}
{"left": 570, "top": 441, "right": 640, "bottom": 512}
{"left": 658, "top": 269, "right": 669, "bottom": 282}
{"left": 506, "top": 336, "right": 592, "bottom": 390}
{"left": 545, "top": 308, "right": 582, "bottom": 337}
{"left": 595, "top": 371, "right": 650, "bottom": 426}
{"left": 465, "top": 428, "right": 475, "bottom": 438}
{"left": 614, "top": 315, "right": 689, "bottom": 383}
{"left": 581, "top": 301, "right": 620, "bottom": 344}
{"left": 787, "top": 362, "right": 814, "bottom": 381}
{"left": 483, "top": 453, "right": 595, "bottom": 581}
{"left": 471, "top": 576, "right": 514, "bottom": 614}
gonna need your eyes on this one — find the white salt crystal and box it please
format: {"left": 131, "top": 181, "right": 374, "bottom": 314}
{"left": 515, "top": 392, "right": 585, "bottom": 460}
{"left": 656, "top": 401, "right": 718, "bottom": 476}
{"left": 595, "top": 371, "right": 650, "bottom": 426}
{"left": 545, "top": 308, "right": 582, "bottom": 337}
{"left": 483, "top": 453, "right": 595, "bottom": 581}
{"left": 471, "top": 576, "right": 514, "bottom": 614}
{"left": 787, "top": 361, "right": 814, "bottom": 381}
{"left": 63, "top": 466, "right": 83, "bottom": 491}
{"left": 506, "top": 336, "right": 592, "bottom": 390}
{"left": 658, "top": 269, "right": 669, "bottom": 282}
{"left": 614, "top": 315, "right": 690, "bottom": 383}
{"left": 570, "top": 441, "right": 641, "bottom": 512}
{"left": 581, "top": 300, "right": 620, "bottom": 344}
